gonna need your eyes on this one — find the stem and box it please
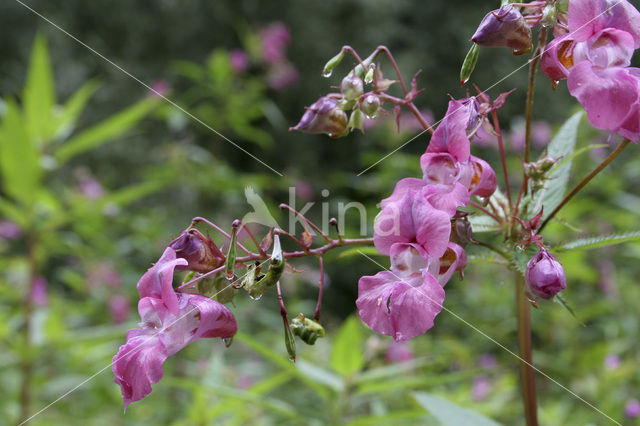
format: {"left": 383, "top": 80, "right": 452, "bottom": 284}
{"left": 19, "top": 240, "right": 38, "bottom": 425}
{"left": 516, "top": 273, "right": 538, "bottom": 426}
{"left": 491, "top": 109, "right": 512, "bottom": 212}
{"left": 469, "top": 201, "right": 502, "bottom": 224}
{"left": 238, "top": 220, "right": 267, "bottom": 257}
{"left": 375, "top": 45, "right": 409, "bottom": 96}
{"left": 279, "top": 204, "right": 331, "bottom": 243}
{"left": 518, "top": 27, "right": 548, "bottom": 213}
{"left": 473, "top": 240, "right": 511, "bottom": 262}
{"left": 539, "top": 139, "right": 631, "bottom": 231}
{"left": 313, "top": 256, "right": 325, "bottom": 321}
{"left": 190, "top": 217, "right": 253, "bottom": 255}
{"left": 378, "top": 93, "right": 435, "bottom": 134}
{"left": 237, "top": 237, "right": 375, "bottom": 263}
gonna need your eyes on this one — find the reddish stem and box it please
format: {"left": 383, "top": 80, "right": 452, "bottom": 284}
{"left": 237, "top": 220, "right": 267, "bottom": 257}
{"left": 375, "top": 45, "right": 409, "bottom": 96}
{"left": 469, "top": 201, "right": 502, "bottom": 224}
{"left": 378, "top": 93, "right": 435, "bottom": 134}
{"left": 491, "top": 109, "right": 512, "bottom": 213}
{"left": 190, "top": 217, "right": 253, "bottom": 255}
{"left": 313, "top": 257, "right": 325, "bottom": 321}
{"left": 279, "top": 204, "right": 331, "bottom": 242}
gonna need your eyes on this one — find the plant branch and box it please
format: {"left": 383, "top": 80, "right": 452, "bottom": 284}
{"left": 469, "top": 201, "right": 502, "bottom": 224}
{"left": 378, "top": 93, "right": 435, "bottom": 134}
{"left": 539, "top": 138, "right": 631, "bottom": 231}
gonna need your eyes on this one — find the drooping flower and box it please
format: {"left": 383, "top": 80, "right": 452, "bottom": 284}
{"left": 525, "top": 249, "right": 567, "bottom": 299}
{"left": 471, "top": 4, "right": 533, "bottom": 55}
{"left": 356, "top": 243, "right": 446, "bottom": 342}
{"left": 112, "top": 293, "right": 237, "bottom": 410}
{"left": 541, "top": 0, "right": 640, "bottom": 141}
{"left": 113, "top": 247, "right": 237, "bottom": 410}
{"left": 290, "top": 96, "right": 348, "bottom": 137}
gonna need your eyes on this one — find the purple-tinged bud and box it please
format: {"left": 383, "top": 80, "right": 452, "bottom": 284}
{"left": 525, "top": 250, "right": 566, "bottom": 299}
{"left": 361, "top": 94, "right": 381, "bottom": 118}
{"left": 471, "top": 5, "right": 533, "bottom": 55}
{"left": 169, "top": 229, "right": 224, "bottom": 273}
{"left": 290, "top": 96, "right": 349, "bottom": 138}
{"left": 341, "top": 75, "right": 364, "bottom": 101}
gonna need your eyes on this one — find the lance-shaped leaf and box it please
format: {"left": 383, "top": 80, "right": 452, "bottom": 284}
{"left": 557, "top": 231, "right": 640, "bottom": 251}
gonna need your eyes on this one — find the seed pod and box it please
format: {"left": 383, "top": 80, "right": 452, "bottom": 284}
{"left": 322, "top": 50, "right": 345, "bottom": 77}
{"left": 460, "top": 43, "right": 480, "bottom": 86}
{"left": 290, "top": 313, "right": 326, "bottom": 345}
{"left": 245, "top": 236, "right": 285, "bottom": 299}
{"left": 283, "top": 316, "right": 296, "bottom": 362}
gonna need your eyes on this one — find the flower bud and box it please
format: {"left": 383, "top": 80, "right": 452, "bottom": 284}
{"left": 290, "top": 313, "right": 325, "bottom": 345}
{"left": 341, "top": 75, "right": 364, "bottom": 101}
{"left": 525, "top": 250, "right": 566, "bottom": 299}
{"left": 361, "top": 94, "right": 381, "bottom": 118}
{"left": 322, "top": 50, "right": 345, "bottom": 77}
{"left": 460, "top": 43, "right": 480, "bottom": 86}
{"left": 169, "top": 229, "right": 224, "bottom": 273}
{"left": 348, "top": 109, "right": 365, "bottom": 133}
{"left": 471, "top": 5, "right": 533, "bottom": 55}
{"left": 290, "top": 96, "right": 349, "bottom": 138}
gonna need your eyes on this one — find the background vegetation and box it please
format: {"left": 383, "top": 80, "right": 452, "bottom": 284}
{"left": 0, "top": 1, "right": 638, "bottom": 424}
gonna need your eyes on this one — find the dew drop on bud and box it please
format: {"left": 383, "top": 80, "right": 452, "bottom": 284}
{"left": 321, "top": 69, "right": 333, "bottom": 78}
{"left": 249, "top": 294, "right": 263, "bottom": 301}
{"left": 223, "top": 337, "right": 234, "bottom": 348}
{"left": 288, "top": 355, "right": 296, "bottom": 362}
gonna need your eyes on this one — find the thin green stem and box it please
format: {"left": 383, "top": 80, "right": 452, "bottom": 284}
{"left": 516, "top": 273, "right": 538, "bottom": 426}
{"left": 539, "top": 139, "right": 631, "bottom": 231}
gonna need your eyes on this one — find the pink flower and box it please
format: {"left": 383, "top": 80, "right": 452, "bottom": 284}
{"left": 112, "top": 294, "right": 237, "bottom": 410}
{"left": 113, "top": 247, "right": 237, "bottom": 410}
{"left": 541, "top": 0, "right": 640, "bottom": 141}
{"left": 471, "top": 375, "right": 492, "bottom": 401}
{"left": 229, "top": 49, "right": 249, "bottom": 73}
{"left": 267, "top": 63, "right": 299, "bottom": 90}
{"left": 0, "top": 220, "right": 21, "bottom": 240}
{"left": 626, "top": 398, "right": 640, "bottom": 418}
{"left": 356, "top": 243, "right": 446, "bottom": 342}
{"left": 149, "top": 80, "right": 170, "bottom": 97}
{"left": 385, "top": 341, "right": 414, "bottom": 363}
{"left": 110, "top": 295, "right": 131, "bottom": 324}
{"left": 260, "top": 22, "right": 291, "bottom": 65}
{"left": 30, "top": 276, "right": 48, "bottom": 308}
{"left": 604, "top": 354, "right": 621, "bottom": 370}
{"left": 471, "top": 5, "right": 533, "bottom": 55}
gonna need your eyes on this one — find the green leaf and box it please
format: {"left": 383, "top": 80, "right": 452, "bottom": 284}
{"left": 468, "top": 214, "right": 501, "bottom": 233}
{"left": 527, "top": 112, "right": 583, "bottom": 219}
{"left": 53, "top": 79, "right": 100, "bottom": 140}
{"left": 412, "top": 392, "right": 503, "bottom": 426}
{"left": 510, "top": 246, "right": 538, "bottom": 276}
{"left": 554, "top": 293, "right": 583, "bottom": 325}
{"left": 330, "top": 315, "right": 364, "bottom": 377}
{"left": 23, "top": 33, "right": 56, "bottom": 146}
{"left": 296, "top": 360, "right": 344, "bottom": 391}
{"left": 557, "top": 231, "right": 640, "bottom": 251}
{"left": 54, "top": 96, "right": 157, "bottom": 164}
{"left": 0, "top": 99, "right": 41, "bottom": 206}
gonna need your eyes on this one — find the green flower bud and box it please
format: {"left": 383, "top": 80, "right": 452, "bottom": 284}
{"left": 225, "top": 224, "right": 238, "bottom": 278}
{"left": 364, "top": 65, "right": 375, "bottom": 84}
{"left": 460, "top": 43, "right": 480, "bottom": 86}
{"left": 290, "top": 313, "right": 326, "bottom": 345}
{"left": 541, "top": 4, "right": 557, "bottom": 28}
{"left": 361, "top": 94, "right": 381, "bottom": 118}
{"left": 348, "top": 109, "right": 365, "bottom": 133}
{"left": 341, "top": 75, "right": 364, "bottom": 101}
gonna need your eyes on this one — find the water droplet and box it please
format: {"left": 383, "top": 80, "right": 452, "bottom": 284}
{"left": 288, "top": 355, "right": 296, "bottom": 363}
{"left": 249, "top": 294, "right": 262, "bottom": 301}
{"left": 223, "top": 337, "right": 233, "bottom": 348}
{"left": 321, "top": 69, "right": 332, "bottom": 78}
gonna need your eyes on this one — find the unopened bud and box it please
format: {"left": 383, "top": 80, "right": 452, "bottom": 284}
{"left": 170, "top": 229, "right": 225, "bottom": 273}
{"left": 290, "top": 313, "right": 326, "bottom": 345}
{"left": 364, "top": 65, "right": 375, "bottom": 84}
{"left": 541, "top": 4, "right": 557, "bottom": 28}
{"left": 341, "top": 75, "right": 364, "bottom": 101}
{"left": 471, "top": 5, "right": 533, "bottom": 55}
{"left": 525, "top": 250, "right": 566, "bottom": 299}
{"left": 361, "top": 94, "right": 381, "bottom": 118}
{"left": 348, "top": 109, "right": 365, "bottom": 133}
{"left": 290, "top": 96, "right": 349, "bottom": 138}
{"left": 460, "top": 43, "right": 480, "bottom": 86}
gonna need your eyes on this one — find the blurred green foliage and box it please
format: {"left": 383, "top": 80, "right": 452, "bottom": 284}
{"left": 0, "top": 1, "right": 639, "bottom": 425}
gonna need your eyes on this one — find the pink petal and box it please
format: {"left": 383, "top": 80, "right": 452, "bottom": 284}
{"left": 412, "top": 192, "right": 452, "bottom": 258}
{"left": 427, "top": 99, "right": 472, "bottom": 162}
{"left": 136, "top": 248, "right": 188, "bottom": 315}
{"left": 468, "top": 156, "right": 497, "bottom": 197}
{"left": 380, "top": 178, "right": 424, "bottom": 209}
{"left": 374, "top": 190, "right": 417, "bottom": 255}
{"left": 423, "top": 183, "right": 470, "bottom": 216}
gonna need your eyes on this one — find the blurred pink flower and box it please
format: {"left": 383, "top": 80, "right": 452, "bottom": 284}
{"left": 87, "top": 262, "right": 122, "bottom": 290}
{"left": 626, "top": 398, "right": 640, "bottom": 418}
{"left": 229, "top": 49, "right": 249, "bottom": 73}
{"left": 604, "top": 354, "right": 621, "bottom": 370}
{"left": 294, "top": 180, "right": 314, "bottom": 202}
{"left": 471, "top": 375, "right": 491, "bottom": 401}
{"left": 385, "top": 341, "right": 414, "bottom": 363}
{"left": 267, "top": 63, "right": 299, "bottom": 90}
{"left": 532, "top": 121, "right": 552, "bottom": 148}
{"left": 149, "top": 79, "right": 170, "bottom": 97}
{"left": 477, "top": 353, "right": 497, "bottom": 369}
{"left": 75, "top": 168, "right": 104, "bottom": 199}
{"left": 0, "top": 220, "right": 21, "bottom": 240}
{"left": 30, "top": 276, "right": 48, "bottom": 308}
{"left": 110, "top": 294, "right": 130, "bottom": 324}
{"left": 260, "top": 22, "right": 291, "bottom": 65}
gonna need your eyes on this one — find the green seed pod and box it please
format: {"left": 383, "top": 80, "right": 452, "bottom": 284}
{"left": 211, "top": 273, "right": 237, "bottom": 304}
{"left": 290, "top": 313, "right": 326, "bottom": 345}
{"left": 225, "top": 225, "right": 238, "bottom": 278}
{"left": 245, "top": 236, "right": 285, "bottom": 299}
{"left": 460, "top": 43, "right": 480, "bottom": 86}
{"left": 283, "top": 316, "right": 296, "bottom": 362}
{"left": 322, "top": 50, "right": 345, "bottom": 78}
{"left": 348, "top": 109, "right": 365, "bottom": 133}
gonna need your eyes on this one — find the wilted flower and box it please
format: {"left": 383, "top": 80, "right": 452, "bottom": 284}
{"left": 525, "top": 249, "right": 567, "bottom": 299}
{"left": 290, "top": 96, "right": 348, "bottom": 137}
{"left": 471, "top": 5, "right": 533, "bottom": 55}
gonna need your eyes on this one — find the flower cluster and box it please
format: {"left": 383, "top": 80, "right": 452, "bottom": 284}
{"left": 112, "top": 232, "right": 237, "bottom": 410}
{"left": 541, "top": 0, "right": 640, "bottom": 141}
{"left": 356, "top": 96, "right": 498, "bottom": 342}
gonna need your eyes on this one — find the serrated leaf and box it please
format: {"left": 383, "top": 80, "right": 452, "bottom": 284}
{"left": 510, "top": 246, "right": 538, "bottom": 276}
{"left": 23, "top": 33, "right": 56, "bottom": 146}
{"left": 468, "top": 214, "right": 501, "bottom": 233}
{"left": 412, "top": 392, "right": 502, "bottom": 426}
{"left": 557, "top": 231, "right": 640, "bottom": 251}
{"left": 54, "top": 96, "right": 157, "bottom": 164}
{"left": 528, "top": 112, "right": 583, "bottom": 219}
{"left": 554, "top": 293, "right": 584, "bottom": 325}
{"left": 331, "top": 315, "right": 364, "bottom": 377}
